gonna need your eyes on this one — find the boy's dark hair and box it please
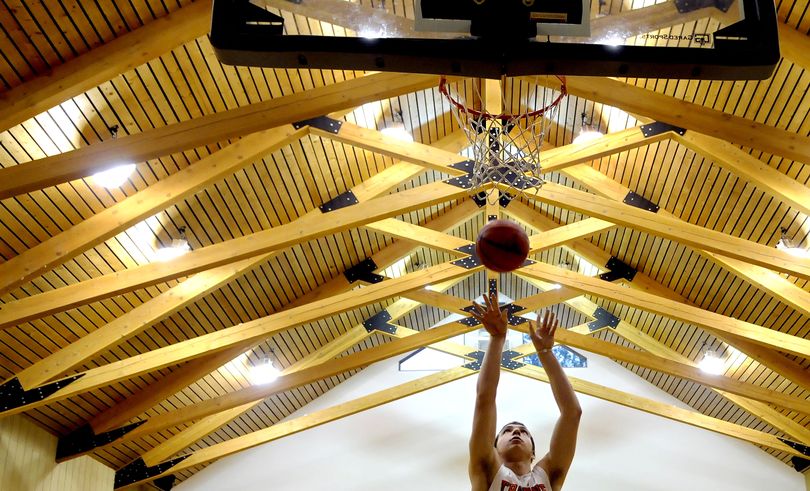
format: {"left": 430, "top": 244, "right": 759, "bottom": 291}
{"left": 494, "top": 421, "right": 535, "bottom": 455}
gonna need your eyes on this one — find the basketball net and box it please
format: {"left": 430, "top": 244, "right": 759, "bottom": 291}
{"left": 440, "top": 76, "right": 567, "bottom": 203}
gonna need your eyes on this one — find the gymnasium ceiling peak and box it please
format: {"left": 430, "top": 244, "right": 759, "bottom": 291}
{"left": 0, "top": 0, "right": 808, "bottom": 487}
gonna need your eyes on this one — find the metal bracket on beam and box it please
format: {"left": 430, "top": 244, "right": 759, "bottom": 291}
{"left": 154, "top": 475, "right": 177, "bottom": 491}
{"left": 462, "top": 350, "right": 485, "bottom": 370}
{"left": 499, "top": 192, "right": 514, "bottom": 208}
{"left": 0, "top": 375, "right": 84, "bottom": 412}
{"left": 623, "top": 191, "right": 660, "bottom": 213}
{"left": 362, "top": 309, "right": 398, "bottom": 334}
{"left": 319, "top": 190, "right": 359, "bottom": 213}
{"left": 640, "top": 121, "right": 686, "bottom": 137}
{"left": 56, "top": 421, "right": 146, "bottom": 461}
{"left": 503, "top": 303, "right": 529, "bottom": 326}
{"left": 501, "top": 350, "right": 525, "bottom": 370}
{"left": 115, "top": 457, "right": 190, "bottom": 489}
{"left": 461, "top": 302, "right": 528, "bottom": 327}
{"left": 588, "top": 307, "right": 620, "bottom": 332}
{"left": 599, "top": 256, "right": 637, "bottom": 282}
{"left": 292, "top": 115, "right": 343, "bottom": 133}
{"left": 445, "top": 160, "right": 475, "bottom": 190}
{"left": 472, "top": 191, "right": 488, "bottom": 207}
{"left": 344, "top": 258, "right": 384, "bottom": 284}
{"left": 779, "top": 438, "right": 810, "bottom": 458}
{"left": 791, "top": 456, "right": 810, "bottom": 473}
{"left": 452, "top": 244, "right": 482, "bottom": 269}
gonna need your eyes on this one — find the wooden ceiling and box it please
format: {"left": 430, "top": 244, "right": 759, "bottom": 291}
{"left": 0, "top": 0, "right": 808, "bottom": 488}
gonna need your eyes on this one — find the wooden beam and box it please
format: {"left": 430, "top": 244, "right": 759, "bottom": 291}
{"left": 540, "top": 126, "right": 669, "bottom": 173}
{"left": 363, "top": 219, "right": 471, "bottom": 255}
{"left": 509, "top": 330, "right": 810, "bottom": 414}
{"left": 86, "top": 189, "right": 478, "bottom": 434}
{"left": 519, "top": 262, "right": 810, "bottom": 357}
{"left": 98, "top": 319, "right": 478, "bottom": 465}
{"left": 509, "top": 203, "right": 810, "bottom": 439}
{"left": 8, "top": 162, "right": 435, "bottom": 388}
{"left": 778, "top": 22, "right": 810, "bottom": 72}
{"left": 523, "top": 182, "right": 810, "bottom": 280}
{"left": 135, "top": 319, "right": 475, "bottom": 465}
{"left": 0, "top": 1, "right": 212, "bottom": 133}
{"left": 312, "top": 122, "right": 467, "bottom": 175}
{"left": 138, "top": 277, "right": 474, "bottom": 465}
{"left": 510, "top": 364, "right": 807, "bottom": 458}
{"left": 560, "top": 165, "right": 810, "bottom": 388}
{"left": 534, "top": 76, "right": 810, "bottom": 163}
{"left": 1, "top": 180, "right": 469, "bottom": 320}
{"left": 0, "top": 72, "right": 440, "bottom": 198}
{"left": 0, "top": 125, "right": 308, "bottom": 296}
{"left": 528, "top": 217, "right": 614, "bottom": 254}
{"left": 611, "top": 323, "right": 810, "bottom": 445}
{"left": 0, "top": 260, "right": 480, "bottom": 417}
{"left": 121, "top": 367, "right": 477, "bottom": 488}
{"left": 12, "top": 199, "right": 478, "bottom": 394}
{"left": 2, "top": 130, "right": 471, "bottom": 330}
{"left": 672, "top": 131, "right": 810, "bottom": 216}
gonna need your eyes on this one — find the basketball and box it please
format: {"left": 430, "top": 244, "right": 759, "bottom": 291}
{"left": 475, "top": 219, "right": 530, "bottom": 273}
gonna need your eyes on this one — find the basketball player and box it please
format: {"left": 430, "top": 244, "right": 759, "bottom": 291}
{"left": 468, "top": 292, "right": 581, "bottom": 491}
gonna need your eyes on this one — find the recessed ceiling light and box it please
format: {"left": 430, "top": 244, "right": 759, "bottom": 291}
{"left": 92, "top": 164, "right": 136, "bottom": 188}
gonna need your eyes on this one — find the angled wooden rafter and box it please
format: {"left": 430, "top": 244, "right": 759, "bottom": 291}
{"left": 81, "top": 136, "right": 475, "bottom": 431}
{"left": 311, "top": 122, "right": 468, "bottom": 175}
{"left": 0, "top": 71, "right": 441, "bottom": 199}
{"left": 0, "top": 258, "right": 481, "bottom": 418}
{"left": 510, "top": 364, "right": 806, "bottom": 457}
{"left": 70, "top": 318, "right": 482, "bottom": 463}
{"left": 0, "top": 180, "right": 470, "bottom": 328}
{"left": 507, "top": 200, "right": 810, "bottom": 443}
{"left": 558, "top": 165, "right": 810, "bottom": 388}
{"left": 777, "top": 22, "right": 810, "bottom": 71}
{"left": 523, "top": 182, "right": 810, "bottom": 279}
{"left": 120, "top": 367, "right": 478, "bottom": 489}
{"left": 560, "top": 165, "right": 810, "bottom": 317}
{"left": 0, "top": 1, "right": 213, "bottom": 133}
{"left": 610, "top": 322, "right": 810, "bottom": 445}
{"left": 10, "top": 179, "right": 476, "bottom": 396}
{"left": 506, "top": 329, "right": 810, "bottom": 415}
{"left": 519, "top": 262, "right": 810, "bottom": 358}
{"left": 533, "top": 76, "right": 810, "bottom": 163}
{"left": 136, "top": 282, "right": 470, "bottom": 466}
{"left": 1, "top": 127, "right": 469, "bottom": 328}
{"left": 671, "top": 131, "right": 810, "bottom": 216}
{"left": 0, "top": 124, "right": 309, "bottom": 296}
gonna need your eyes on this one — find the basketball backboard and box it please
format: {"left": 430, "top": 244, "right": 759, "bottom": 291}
{"left": 210, "top": 0, "right": 779, "bottom": 80}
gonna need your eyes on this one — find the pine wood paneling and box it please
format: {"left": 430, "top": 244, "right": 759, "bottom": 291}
{"left": 0, "top": 414, "right": 114, "bottom": 490}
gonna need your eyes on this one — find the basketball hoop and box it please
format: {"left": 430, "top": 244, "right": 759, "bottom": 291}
{"left": 440, "top": 76, "right": 567, "bottom": 203}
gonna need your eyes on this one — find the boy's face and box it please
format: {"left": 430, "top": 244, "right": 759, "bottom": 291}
{"left": 495, "top": 422, "right": 534, "bottom": 460}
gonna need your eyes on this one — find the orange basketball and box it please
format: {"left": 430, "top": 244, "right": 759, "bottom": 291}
{"left": 475, "top": 219, "right": 530, "bottom": 273}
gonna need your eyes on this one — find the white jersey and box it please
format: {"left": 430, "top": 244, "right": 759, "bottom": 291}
{"left": 487, "top": 464, "right": 552, "bottom": 491}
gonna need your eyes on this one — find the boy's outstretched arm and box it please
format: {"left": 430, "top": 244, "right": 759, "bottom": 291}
{"left": 531, "top": 311, "right": 582, "bottom": 491}
{"left": 468, "top": 292, "right": 507, "bottom": 490}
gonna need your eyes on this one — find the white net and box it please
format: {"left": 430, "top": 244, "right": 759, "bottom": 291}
{"left": 440, "top": 76, "right": 567, "bottom": 203}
